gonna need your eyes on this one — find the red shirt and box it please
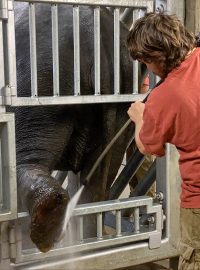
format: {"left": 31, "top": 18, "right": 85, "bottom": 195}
{"left": 139, "top": 48, "right": 200, "bottom": 208}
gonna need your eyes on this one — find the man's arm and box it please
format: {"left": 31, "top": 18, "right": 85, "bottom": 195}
{"left": 134, "top": 119, "right": 148, "bottom": 155}
{"left": 127, "top": 101, "right": 147, "bottom": 154}
{"left": 127, "top": 101, "right": 164, "bottom": 156}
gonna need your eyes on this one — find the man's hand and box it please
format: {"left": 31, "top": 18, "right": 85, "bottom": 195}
{"left": 127, "top": 101, "right": 147, "bottom": 155}
{"left": 127, "top": 101, "right": 145, "bottom": 124}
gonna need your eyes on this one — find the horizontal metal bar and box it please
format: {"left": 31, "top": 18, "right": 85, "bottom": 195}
{"left": 18, "top": 196, "right": 156, "bottom": 219}
{"left": 10, "top": 93, "right": 147, "bottom": 106}
{"left": 18, "top": 231, "right": 157, "bottom": 263}
{"left": 74, "top": 196, "right": 155, "bottom": 215}
{"left": 0, "top": 210, "right": 14, "bottom": 221}
{"left": 14, "top": 0, "right": 154, "bottom": 8}
{"left": 12, "top": 240, "right": 178, "bottom": 270}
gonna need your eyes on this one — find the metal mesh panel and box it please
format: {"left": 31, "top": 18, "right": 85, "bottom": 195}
{"left": 4, "top": 0, "right": 154, "bottom": 106}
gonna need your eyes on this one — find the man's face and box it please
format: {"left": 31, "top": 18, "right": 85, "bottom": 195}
{"left": 143, "top": 61, "right": 165, "bottom": 79}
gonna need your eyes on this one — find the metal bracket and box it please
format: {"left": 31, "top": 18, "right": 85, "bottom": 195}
{"left": 1, "top": 86, "right": 13, "bottom": 105}
{"left": 7, "top": 0, "right": 14, "bottom": 11}
{"left": 149, "top": 232, "right": 162, "bottom": 249}
{"left": 0, "top": 0, "right": 8, "bottom": 20}
{"left": 0, "top": 222, "right": 18, "bottom": 266}
{"left": 9, "top": 223, "right": 17, "bottom": 260}
{"left": 0, "top": 222, "right": 10, "bottom": 261}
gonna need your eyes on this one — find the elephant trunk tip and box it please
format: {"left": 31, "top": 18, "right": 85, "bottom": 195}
{"left": 81, "top": 178, "right": 89, "bottom": 186}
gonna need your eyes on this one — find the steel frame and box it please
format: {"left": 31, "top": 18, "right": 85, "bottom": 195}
{"left": 0, "top": 0, "right": 185, "bottom": 269}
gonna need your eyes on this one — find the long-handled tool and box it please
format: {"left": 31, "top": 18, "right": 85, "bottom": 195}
{"left": 61, "top": 80, "right": 163, "bottom": 235}
{"left": 82, "top": 87, "right": 152, "bottom": 186}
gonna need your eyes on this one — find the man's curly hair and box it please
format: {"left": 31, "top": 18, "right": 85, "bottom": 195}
{"left": 127, "top": 12, "right": 196, "bottom": 77}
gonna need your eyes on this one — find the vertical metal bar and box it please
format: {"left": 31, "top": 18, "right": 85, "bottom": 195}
{"left": 97, "top": 213, "right": 102, "bottom": 239}
{"left": 6, "top": 3, "right": 17, "bottom": 97}
{"left": 78, "top": 216, "right": 83, "bottom": 242}
{"left": 73, "top": 6, "right": 80, "bottom": 96}
{"left": 132, "top": 9, "right": 140, "bottom": 94}
{"left": 116, "top": 210, "right": 121, "bottom": 236}
{"left": 134, "top": 207, "right": 140, "bottom": 233}
{"left": 29, "top": 3, "right": 38, "bottom": 97}
{"left": 0, "top": 139, "right": 2, "bottom": 210}
{"left": 132, "top": 61, "right": 138, "bottom": 93}
{"left": 114, "top": 8, "right": 120, "bottom": 95}
{"left": 51, "top": 4, "right": 59, "bottom": 96}
{"left": 0, "top": 20, "right": 5, "bottom": 97}
{"left": 94, "top": 7, "right": 100, "bottom": 95}
{"left": 5, "top": 115, "right": 17, "bottom": 216}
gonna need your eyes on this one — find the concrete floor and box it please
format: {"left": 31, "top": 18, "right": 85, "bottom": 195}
{"left": 119, "top": 257, "right": 179, "bottom": 270}
{"left": 120, "top": 261, "right": 170, "bottom": 270}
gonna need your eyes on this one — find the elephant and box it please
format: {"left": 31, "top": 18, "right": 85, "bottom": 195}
{"left": 9, "top": 3, "right": 145, "bottom": 252}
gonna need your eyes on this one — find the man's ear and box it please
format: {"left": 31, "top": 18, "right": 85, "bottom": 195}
{"left": 195, "top": 32, "right": 200, "bottom": 47}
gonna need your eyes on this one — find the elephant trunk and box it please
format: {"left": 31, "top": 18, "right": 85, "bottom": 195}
{"left": 17, "top": 164, "right": 69, "bottom": 252}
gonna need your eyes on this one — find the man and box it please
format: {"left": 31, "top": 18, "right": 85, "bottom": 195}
{"left": 127, "top": 12, "right": 200, "bottom": 270}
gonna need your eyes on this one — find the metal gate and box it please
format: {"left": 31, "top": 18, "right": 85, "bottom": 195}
{"left": 0, "top": 0, "right": 184, "bottom": 269}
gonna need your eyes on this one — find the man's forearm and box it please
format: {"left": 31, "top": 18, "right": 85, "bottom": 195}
{"left": 127, "top": 101, "right": 147, "bottom": 154}
{"left": 135, "top": 120, "right": 147, "bottom": 155}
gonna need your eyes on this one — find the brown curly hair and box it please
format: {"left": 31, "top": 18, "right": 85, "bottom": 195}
{"left": 127, "top": 12, "right": 196, "bottom": 77}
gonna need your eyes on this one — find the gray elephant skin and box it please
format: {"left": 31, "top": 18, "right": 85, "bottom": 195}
{"left": 10, "top": 3, "right": 139, "bottom": 252}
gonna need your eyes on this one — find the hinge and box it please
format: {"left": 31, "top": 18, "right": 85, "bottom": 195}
{"left": 9, "top": 224, "right": 17, "bottom": 260}
{"left": 7, "top": 0, "right": 14, "bottom": 11}
{"left": 0, "top": 222, "right": 10, "bottom": 261}
{"left": 1, "top": 86, "right": 13, "bottom": 105}
{"left": 0, "top": 0, "right": 14, "bottom": 20}
{"left": 9, "top": 221, "right": 22, "bottom": 262}
{"left": 0, "top": 0, "right": 8, "bottom": 20}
